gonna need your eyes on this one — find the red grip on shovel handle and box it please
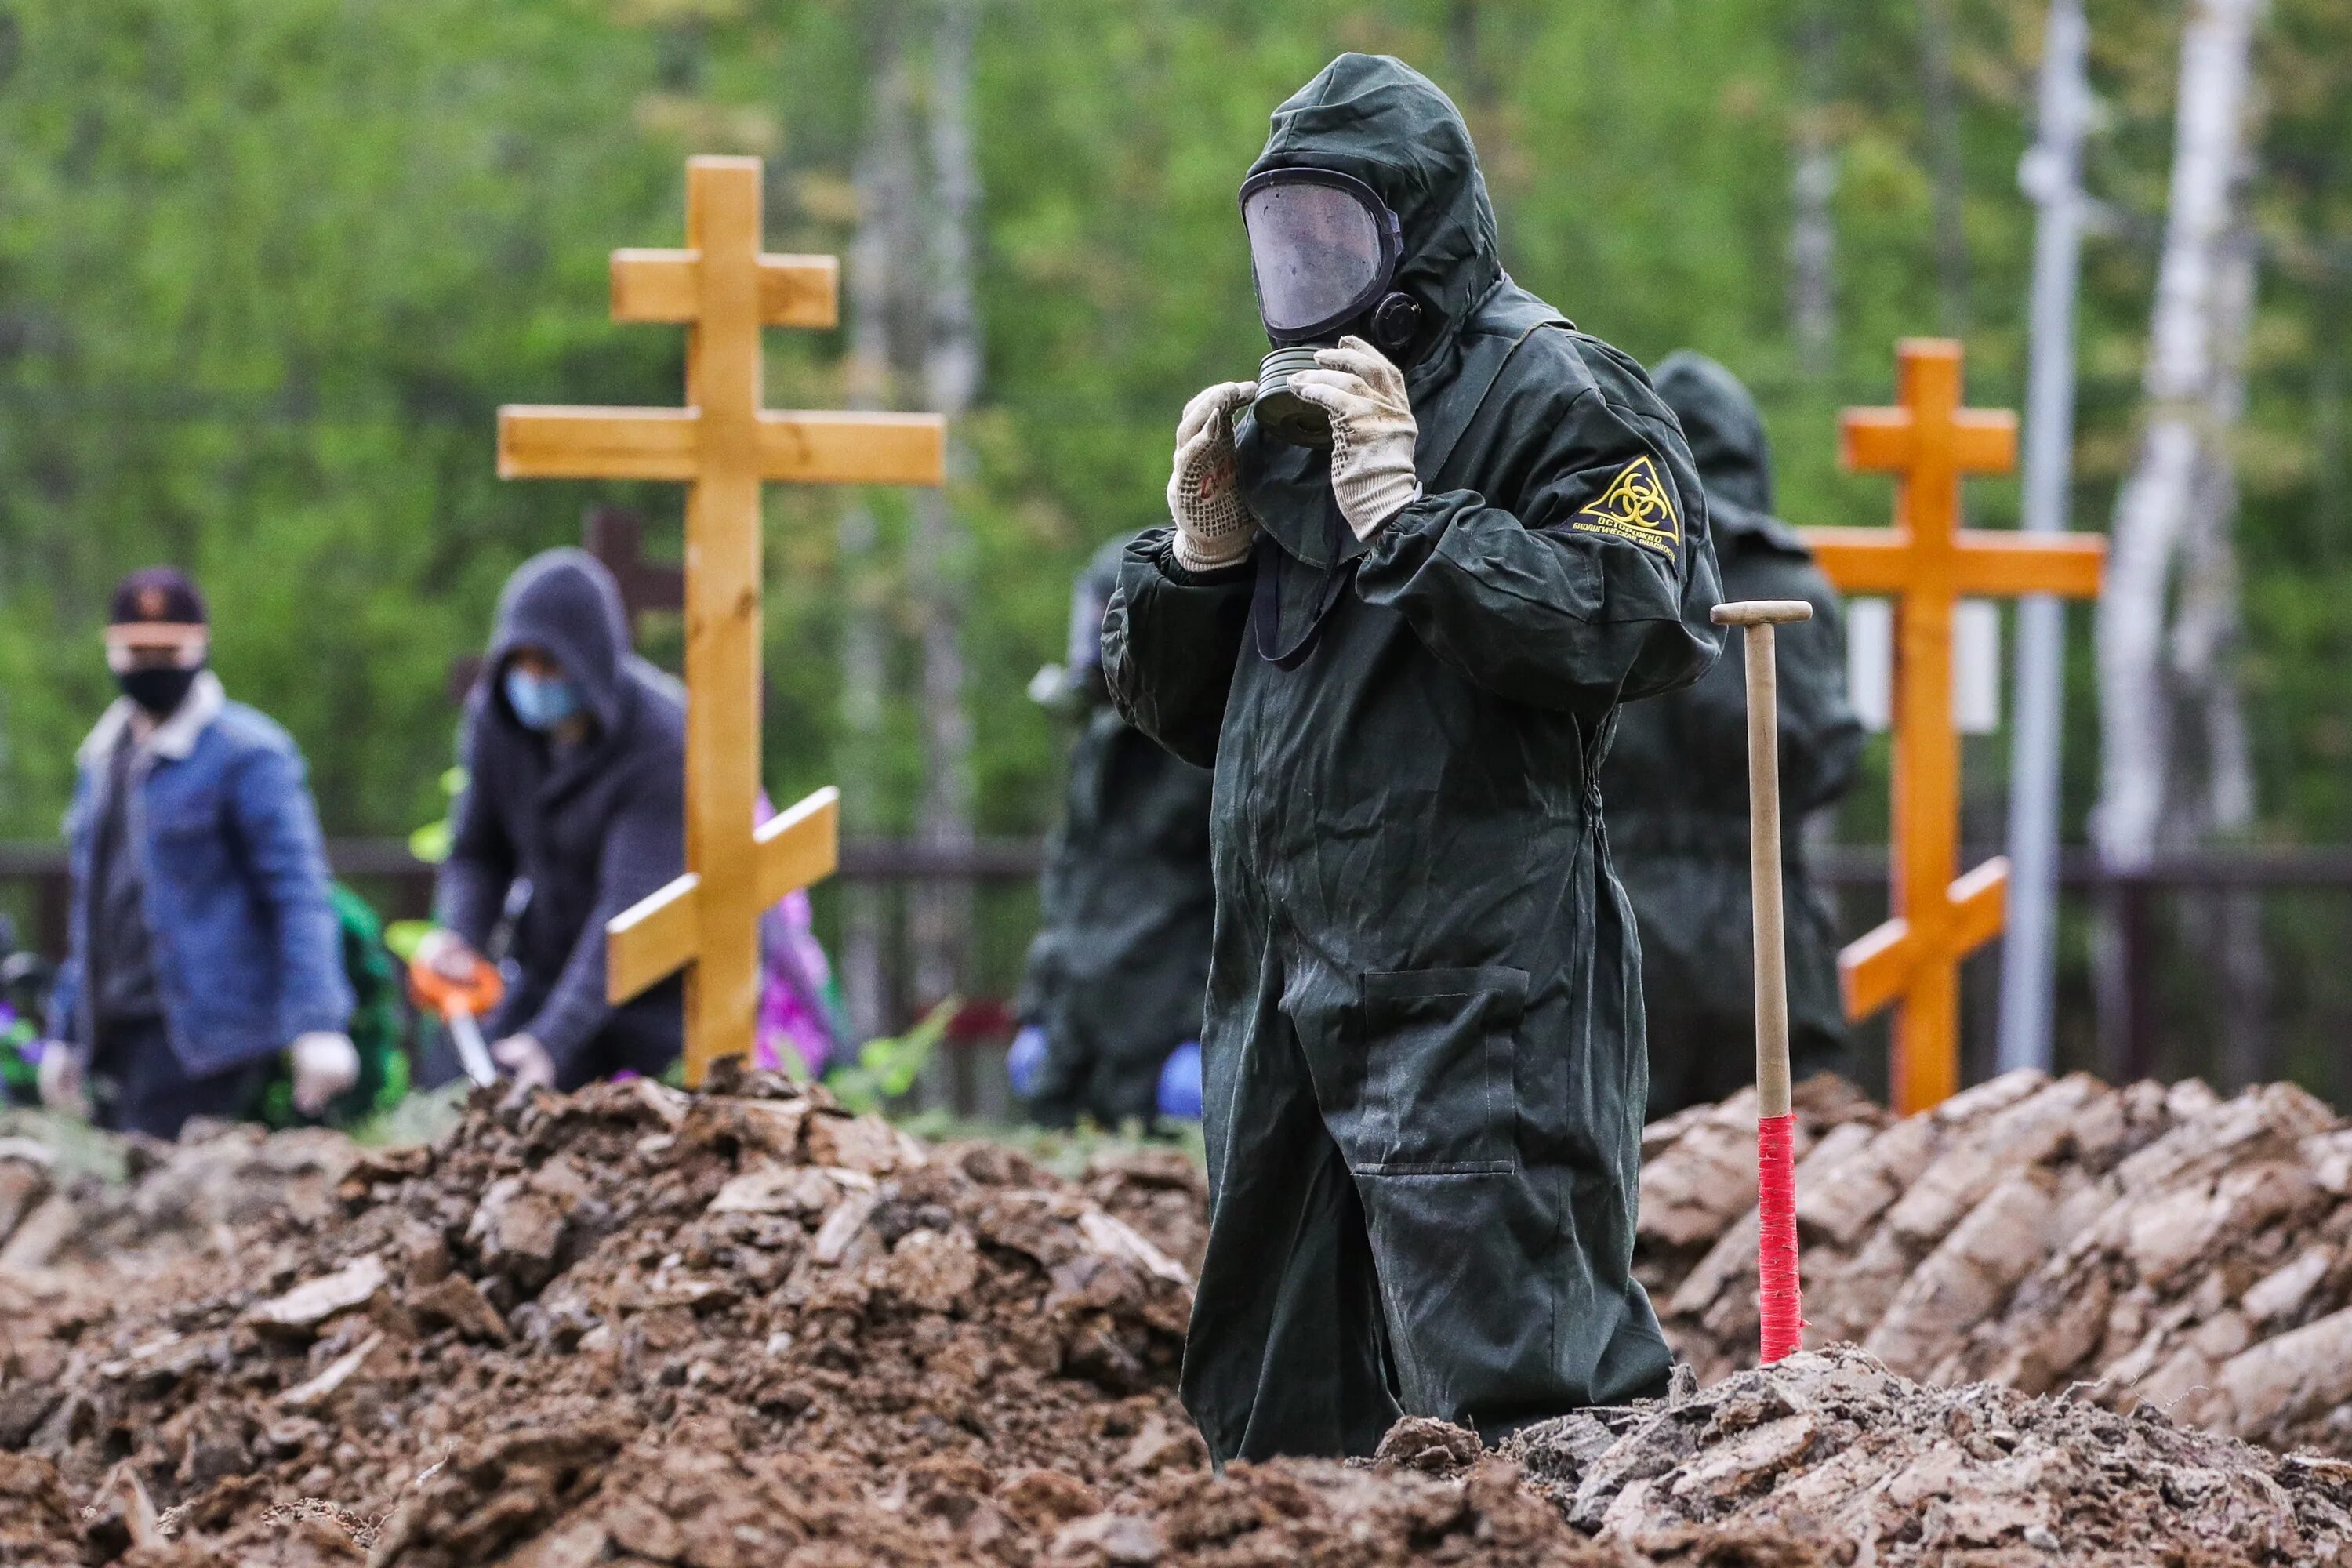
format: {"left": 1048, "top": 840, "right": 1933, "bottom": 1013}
{"left": 1758, "top": 1111, "right": 1805, "bottom": 1362}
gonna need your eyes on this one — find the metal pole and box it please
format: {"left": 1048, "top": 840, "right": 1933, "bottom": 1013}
{"left": 1997, "top": 0, "right": 2092, "bottom": 1073}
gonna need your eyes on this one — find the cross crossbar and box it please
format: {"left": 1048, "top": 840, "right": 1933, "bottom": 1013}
{"left": 499, "top": 407, "right": 946, "bottom": 486}
{"left": 1806, "top": 529, "right": 2105, "bottom": 598}
{"left": 610, "top": 249, "right": 840, "bottom": 329}
{"left": 607, "top": 787, "right": 841, "bottom": 1004}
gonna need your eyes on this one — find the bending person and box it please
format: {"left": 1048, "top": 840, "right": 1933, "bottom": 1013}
{"left": 421, "top": 550, "right": 685, "bottom": 1090}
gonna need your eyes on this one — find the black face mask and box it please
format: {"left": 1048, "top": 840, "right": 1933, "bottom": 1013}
{"left": 116, "top": 665, "right": 200, "bottom": 717}
{"left": 1240, "top": 167, "right": 1425, "bottom": 447}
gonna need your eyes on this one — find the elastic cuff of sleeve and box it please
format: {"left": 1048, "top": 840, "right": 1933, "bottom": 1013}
{"left": 1352, "top": 482, "right": 1426, "bottom": 544}
{"left": 1168, "top": 533, "right": 1254, "bottom": 579}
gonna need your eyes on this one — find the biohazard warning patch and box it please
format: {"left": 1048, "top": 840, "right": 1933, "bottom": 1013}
{"left": 1567, "top": 455, "right": 1680, "bottom": 557}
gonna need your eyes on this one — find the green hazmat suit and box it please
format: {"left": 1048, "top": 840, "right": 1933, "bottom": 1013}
{"left": 1103, "top": 54, "right": 1723, "bottom": 1462}
{"left": 1610, "top": 354, "right": 1864, "bottom": 1120}
{"left": 1018, "top": 534, "right": 1217, "bottom": 1127}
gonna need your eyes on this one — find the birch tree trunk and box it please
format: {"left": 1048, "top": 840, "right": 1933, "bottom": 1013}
{"left": 837, "top": 7, "right": 920, "bottom": 1044}
{"left": 1997, "top": 0, "right": 2092, "bottom": 1076}
{"left": 1788, "top": 9, "right": 1838, "bottom": 379}
{"left": 2170, "top": 223, "right": 2270, "bottom": 1085}
{"left": 906, "top": 0, "right": 981, "bottom": 1015}
{"left": 2093, "top": 0, "right": 2269, "bottom": 1076}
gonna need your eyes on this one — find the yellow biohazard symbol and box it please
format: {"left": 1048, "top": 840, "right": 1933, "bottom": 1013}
{"left": 1568, "top": 455, "right": 1680, "bottom": 557}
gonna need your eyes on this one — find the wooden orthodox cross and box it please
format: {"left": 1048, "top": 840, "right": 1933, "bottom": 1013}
{"left": 1804, "top": 339, "right": 2103, "bottom": 1114}
{"left": 497, "top": 154, "right": 945, "bottom": 1083}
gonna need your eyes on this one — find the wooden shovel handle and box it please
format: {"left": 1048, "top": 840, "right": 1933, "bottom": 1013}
{"left": 1714, "top": 602, "right": 1804, "bottom": 1116}
{"left": 1715, "top": 598, "right": 1812, "bottom": 1364}
{"left": 1711, "top": 599, "right": 1814, "bottom": 628}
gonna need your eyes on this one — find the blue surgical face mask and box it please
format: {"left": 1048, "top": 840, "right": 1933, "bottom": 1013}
{"left": 504, "top": 666, "right": 583, "bottom": 731}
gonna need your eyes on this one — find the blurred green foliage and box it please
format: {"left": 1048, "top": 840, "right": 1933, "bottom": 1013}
{"left": 0, "top": 0, "right": 2345, "bottom": 864}
{"left": 826, "top": 994, "right": 954, "bottom": 1115}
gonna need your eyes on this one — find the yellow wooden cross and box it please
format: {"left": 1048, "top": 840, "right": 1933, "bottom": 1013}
{"left": 496, "top": 154, "right": 944, "bottom": 1083}
{"left": 1803, "top": 339, "right": 2103, "bottom": 1114}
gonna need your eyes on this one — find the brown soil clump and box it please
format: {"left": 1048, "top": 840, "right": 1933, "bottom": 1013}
{"left": 0, "top": 1077, "right": 1796, "bottom": 1566}
{"left": 0, "top": 1117, "right": 355, "bottom": 1274}
{"left": 10, "top": 1069, "right": 2352, "bottom": 1565}
{"left": 2, "top": 1069, "right": 1200, "bottom": 1564}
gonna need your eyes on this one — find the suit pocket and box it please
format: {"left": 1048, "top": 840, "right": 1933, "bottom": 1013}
{"left": 1347, "top": 965, "right": 1526, "bottom": 1175}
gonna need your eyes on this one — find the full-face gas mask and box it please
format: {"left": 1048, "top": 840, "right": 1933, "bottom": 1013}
{"left": 1240, "top": 167, "right": 1423, "bottom": 447}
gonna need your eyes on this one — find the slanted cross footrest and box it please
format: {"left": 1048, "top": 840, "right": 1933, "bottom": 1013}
{"left": 607, "top": 788, "right": 840, "bottom": 1006}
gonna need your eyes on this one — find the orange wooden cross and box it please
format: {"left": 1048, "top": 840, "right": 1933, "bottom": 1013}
{"left": 1803, "top": 339, "right": 2103, "bottom": 1113}
{"left": 497, "top": 154, "right": 945, "bottom": 1084}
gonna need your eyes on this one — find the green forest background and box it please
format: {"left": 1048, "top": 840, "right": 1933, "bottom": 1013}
{"left": 0, "top": 0, "right": 2347, "bottom": 1086}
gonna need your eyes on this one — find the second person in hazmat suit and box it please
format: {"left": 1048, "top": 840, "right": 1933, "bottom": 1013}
{"left": 1608, "top": 353, "right": 1864, "bottom": 1119}
{"left": 1105, "top": 54, "right": 1722, "bottom": 1462}
{"left": 1012, "top": 532, "right": 1216, "bottom": 1127}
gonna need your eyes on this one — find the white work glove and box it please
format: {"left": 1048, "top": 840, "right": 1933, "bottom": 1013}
{"left": 1166, "top": 380, "right": 1260, "bottom": 572}
{"left": 492, "top": 1033, "right": 557, "bottom": 1094}
{"left": 289, "top": 1031, "right": 361, "bottom": 1116}
{"left": 37, "top": 1044, "right": 87, "bottom": 1120}
{"left": 415, "top": 927, "right": 484, "bottom": 984}
{"left": 1289, "top": 336, "right": 1421, "bottom": 541}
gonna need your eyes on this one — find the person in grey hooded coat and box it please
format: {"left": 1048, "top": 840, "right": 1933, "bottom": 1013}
{"left": 424, "top": 550, "right": 686, "bottom": 1089}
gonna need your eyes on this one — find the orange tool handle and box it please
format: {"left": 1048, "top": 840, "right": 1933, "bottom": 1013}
{"left": 408, "top": 947, "right": 506, "bottom": 1020}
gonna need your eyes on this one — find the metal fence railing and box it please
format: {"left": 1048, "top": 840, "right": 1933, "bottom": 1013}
{"left": 6, "top": 839, "right": 2349, "bottom": 1110}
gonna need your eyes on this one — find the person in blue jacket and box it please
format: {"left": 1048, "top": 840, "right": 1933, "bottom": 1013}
{"left": 43, "top": 568, "right": 357, "bottom": 1138}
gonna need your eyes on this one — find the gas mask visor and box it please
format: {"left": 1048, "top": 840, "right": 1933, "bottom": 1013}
{"left": 1241, "top": 168, "right": 1404, "bottom": 446}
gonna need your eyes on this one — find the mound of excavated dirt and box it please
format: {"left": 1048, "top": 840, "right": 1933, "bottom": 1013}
{"left": 1639, "top": 1067, "right": 2352, "bottom": 1459}
{"left": 3, "top": 1073, "right": 1822, "bottom": 1567}
{"left": 13, "top": 1068, "right": 2352, "bottom": 1566}
{"left": 0, "top": 1068, "right": 1218, "bottom": 1564}
{"left": 0, "top": 1115, "right": 358, "bottom": 1276}
{"left": 1501, "top": 1345, "right": 2352, "bottom": 1566}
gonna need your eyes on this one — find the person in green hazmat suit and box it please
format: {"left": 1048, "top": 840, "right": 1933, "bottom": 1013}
{"left": 1610, "top": 353, "right": 1864, "bottom": 1120}
{"left": 1013, "top": 532, "right": 1217, "bottom": 1127}
{"left": 1102, "top": 54, "right": 1723, "bottom": 1461}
